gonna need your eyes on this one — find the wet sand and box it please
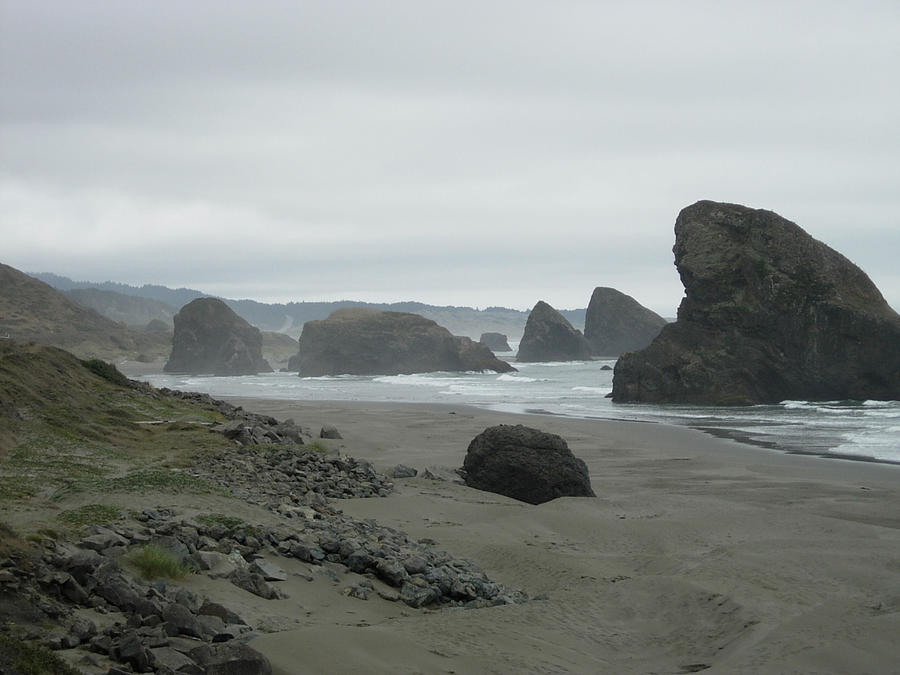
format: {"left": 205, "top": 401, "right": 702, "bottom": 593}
{"left": 218, "top": 398, "right": 900, "bottom": 674}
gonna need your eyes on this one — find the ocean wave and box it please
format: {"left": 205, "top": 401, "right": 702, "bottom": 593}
{"left": 497, "top": 374, "right": 541, "bottom": 383}
{"left": 571, "top": 386, "right": 610, "bottom": 394}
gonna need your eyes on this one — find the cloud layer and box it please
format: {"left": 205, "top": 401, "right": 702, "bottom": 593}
{"left": 2, "top": 1, "right": 898, "bottom": 313}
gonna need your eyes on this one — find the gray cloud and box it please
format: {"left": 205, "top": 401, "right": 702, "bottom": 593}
{"left": 2, "top": 1, "right": 898, "bottom": 315}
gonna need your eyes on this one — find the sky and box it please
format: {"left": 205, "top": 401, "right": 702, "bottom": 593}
{"left": 2, "top": 1, "right": 898, "bottom": 316}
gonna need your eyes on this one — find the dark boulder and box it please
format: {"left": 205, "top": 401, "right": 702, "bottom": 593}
{"left": 479, "top": 332, "right": 512, "bottom": 352}
{"left": 517, "top": 301, "right": 592, "bottom": 363}
{"left": 584, "top": 287, "right": 667, "bottom": 357}
{"left": 462, "top": 425, "right": 595, "bottom": 505}
{"left": 164, "top": 298, "right": 272, "bottom": 375}
{"left": 293, "top": 308, "right": 515, "bottom": 376}
{"left": 612, "top": 201, "right": 900, "bottom": 405}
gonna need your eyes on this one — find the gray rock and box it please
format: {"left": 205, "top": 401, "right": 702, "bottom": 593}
{"left": 199, "top": 601, "right": 246, "bottom": 626}
{"left": 161, "top": 602, "right": 205, "bottom": 639}
{"left": 584, "top": 287, "right": 667, "bottom": 357}
{"left": 319, "top": 424, "right": 342, "bottom": 439}
{"left": 386, "top": 464, "right": 417, "bottom": 478}
{"left": 188, "top": 642, "right": 273, "bottom": 675}
{"left": 294, "top": 308, "right": 515, "bottom": 376}
{"left": 249, "top": 558, "right": 287, "bottom": 582}
{"left": 164, "top": 297, "right": 273, "bottom": 376}
{"left": 229, "top": 570, "right": 284, "bottom": 600}
{"left": 150, "top": 646, "right": 200, "bottom": 673}
{"left": 462, "top": 424, "right": 596, "bottom": 505}
{"left": 517, "top": 301, "right": 592, "bottom": 363}
{"left": 479, "top": 332, "right": 512, "bottom": 352}
{"left": 612, "top": 201, "right": 900, "bottom": 404}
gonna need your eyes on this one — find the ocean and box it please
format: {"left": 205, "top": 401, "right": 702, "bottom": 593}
{"left": 137, "top": 349, "right": 900, "bottom": 466}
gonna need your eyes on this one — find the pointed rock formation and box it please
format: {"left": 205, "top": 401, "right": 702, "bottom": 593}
{"left": 612, "top": 201, "right": 900, "bottom": 405}
{"left": 584, "top": 287, "right": 667, "bottom": 357}
{"left": 165, "top": 298, "right": 272, "bottom": 375}
{"left": 293, "top": 308, "right": 515, "bottom": 376}
{"left": 517, "top": 301, "right": 592, "bottom": 363}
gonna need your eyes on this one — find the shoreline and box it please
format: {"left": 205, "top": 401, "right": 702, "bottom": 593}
{"left": 215, "top": 396, "right": 900, "bottom": 673}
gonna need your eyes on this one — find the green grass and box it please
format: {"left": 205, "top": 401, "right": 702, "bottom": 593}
{"left": 0, "top": 633, "right": 81, "bottom": 675}
{"left": 196, "top": 513, "right": 247, "bottom": 530}
{"left": 302, "top": 441, "right": 331, "bottom": 454}
{"left": 127, "top": 544, "right": 193, "bottom": 580}
{"left": 92, "top": 468, "right": 219, "bottom": 495}
{"left": 56, "top": 503, "right": 121, "bottom": 529}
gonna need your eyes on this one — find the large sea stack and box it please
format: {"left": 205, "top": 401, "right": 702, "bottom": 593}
{"left": 165, "top": 298, "right": 273, "bottom": 375}
{"left": 612, "top": 201, "right": 900, "bottom": 405}
{"left": 517, "top": 301, "right": 592, "bottom": 363}
{"left": 583, "top": 287, "right": 667, "bottom": 357}
{"left": 294, "top": 308, "right": 515, "bottom": 376}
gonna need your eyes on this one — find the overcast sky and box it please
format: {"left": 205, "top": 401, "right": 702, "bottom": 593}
{"left": 2, "top": 1, "right": 898, "bottom": 315}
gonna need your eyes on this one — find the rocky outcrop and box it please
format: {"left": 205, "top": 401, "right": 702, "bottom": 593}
{"left": 479, "top": 332, "right": 512, "bottom": 352}
{"left": 164, "top": 298, "right": 272, "bottom": 375}
{"left": 462, "top": 425, "right": 595, "bottom": 505}
{"left": 516, "top": 301, "right": 592, "bottom": 362}
{"left": 613, "top": 201, "right": 900, "bottom": 405}
{"left": 584, "top": 287, "right": 667, "bottom": 356}
{"left": 293, "top": 308, "right": 515, "bottom": 376}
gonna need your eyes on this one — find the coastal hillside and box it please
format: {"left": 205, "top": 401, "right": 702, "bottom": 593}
{"left": 0, "top": 340, "right": 527, "bottom": 673}
{"left": 65, "top": 288, "right": 178, "bottom": 328}
{"left": 0, "top": 263, "right": 170, "bottom": 361}
{"left": 34, "top": 272, "right": 586, "bottom": 339}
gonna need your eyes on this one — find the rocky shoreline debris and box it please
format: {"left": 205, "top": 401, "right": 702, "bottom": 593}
{"left": 1, "top": 390, "right": 529, "bottom": 674}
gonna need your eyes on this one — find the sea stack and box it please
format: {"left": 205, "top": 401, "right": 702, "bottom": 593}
{"left": 612, "top": 201, "right": 900, "bottom": 405}
{"left": 479, "top": 332, "right": 512, "bottom": 352}
{"left": 517, "top": 301, "right": 592, "bottom": 363}
{"left": 583, "top": 287, "right": 667, "bottom": 357}
{"left": 165, "top": 298, "right": 273, "bottom": 375}
{"left": 293, "top": 308, "right": 515, "bottom": 376}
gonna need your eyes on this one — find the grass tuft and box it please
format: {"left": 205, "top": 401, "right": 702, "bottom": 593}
{"left": 127, "top": 544, "right": 193, "bottom": 580}
{"left": 56, "top": 503, "right": 121, "bottom": 529}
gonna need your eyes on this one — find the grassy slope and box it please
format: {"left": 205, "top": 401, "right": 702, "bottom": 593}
{"left": 0, "top": 341, "right": 226, "bottom": 520}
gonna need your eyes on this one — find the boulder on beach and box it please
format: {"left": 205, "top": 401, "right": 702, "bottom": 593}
{"left": 612, "top": 200, "right": 900, "bottom": 405}
{"left": 164, "top": 298, "right": 273, "bottom": 375}
{"left": 293, "top": 308, "right": 515, "bottom": 376}
{"left": 584, "top": 287, "right": 667, "bottom": 357}
{"left": 517, "top": 301, "right": 592, "bottom": 363}
{"left": 462, "top": 424, "right": 595, "bottom": 505}
{"left": 479, "top": 332, "right": 512, "bottom": 352}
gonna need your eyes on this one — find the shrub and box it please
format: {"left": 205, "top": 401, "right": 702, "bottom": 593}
{"left": 0, "top": 633, "right": 81, "bottom": 675}
{"left": 81, "top": 358, "right": 132, "bottom": 387}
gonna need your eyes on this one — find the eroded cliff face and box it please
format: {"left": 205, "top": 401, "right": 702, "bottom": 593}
{"left": 294, "top": 308, "right": 515, "bottom": 376}
{"left": 165, "top": 298, "right": 272, "bottom": 375}
{"left": 612, "top": 201, "right": 900, "bottom": 405}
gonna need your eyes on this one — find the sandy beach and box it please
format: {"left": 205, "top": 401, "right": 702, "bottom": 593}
{"left": 214, "top": 398, "right": 900, "bottom": 674}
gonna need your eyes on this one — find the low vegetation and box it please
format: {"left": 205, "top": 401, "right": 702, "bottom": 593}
{"left": 0, "top": 633, "right": 82, "bottom": 675}
{"left": 127, "top": 544, "right": 193, "bottom": 580}
{"left": 0, "top": 341, "right": 227, "bottom": 516}
{"left": 56, "top": 503, "right": 122, "bottom": 529}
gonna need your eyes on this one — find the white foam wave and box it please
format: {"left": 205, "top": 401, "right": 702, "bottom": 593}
{"left": 497, "top": 374, "right": 539, "bottom": 383}
{"left": 571, "top": 386, "right": 609, "bottom": 394}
